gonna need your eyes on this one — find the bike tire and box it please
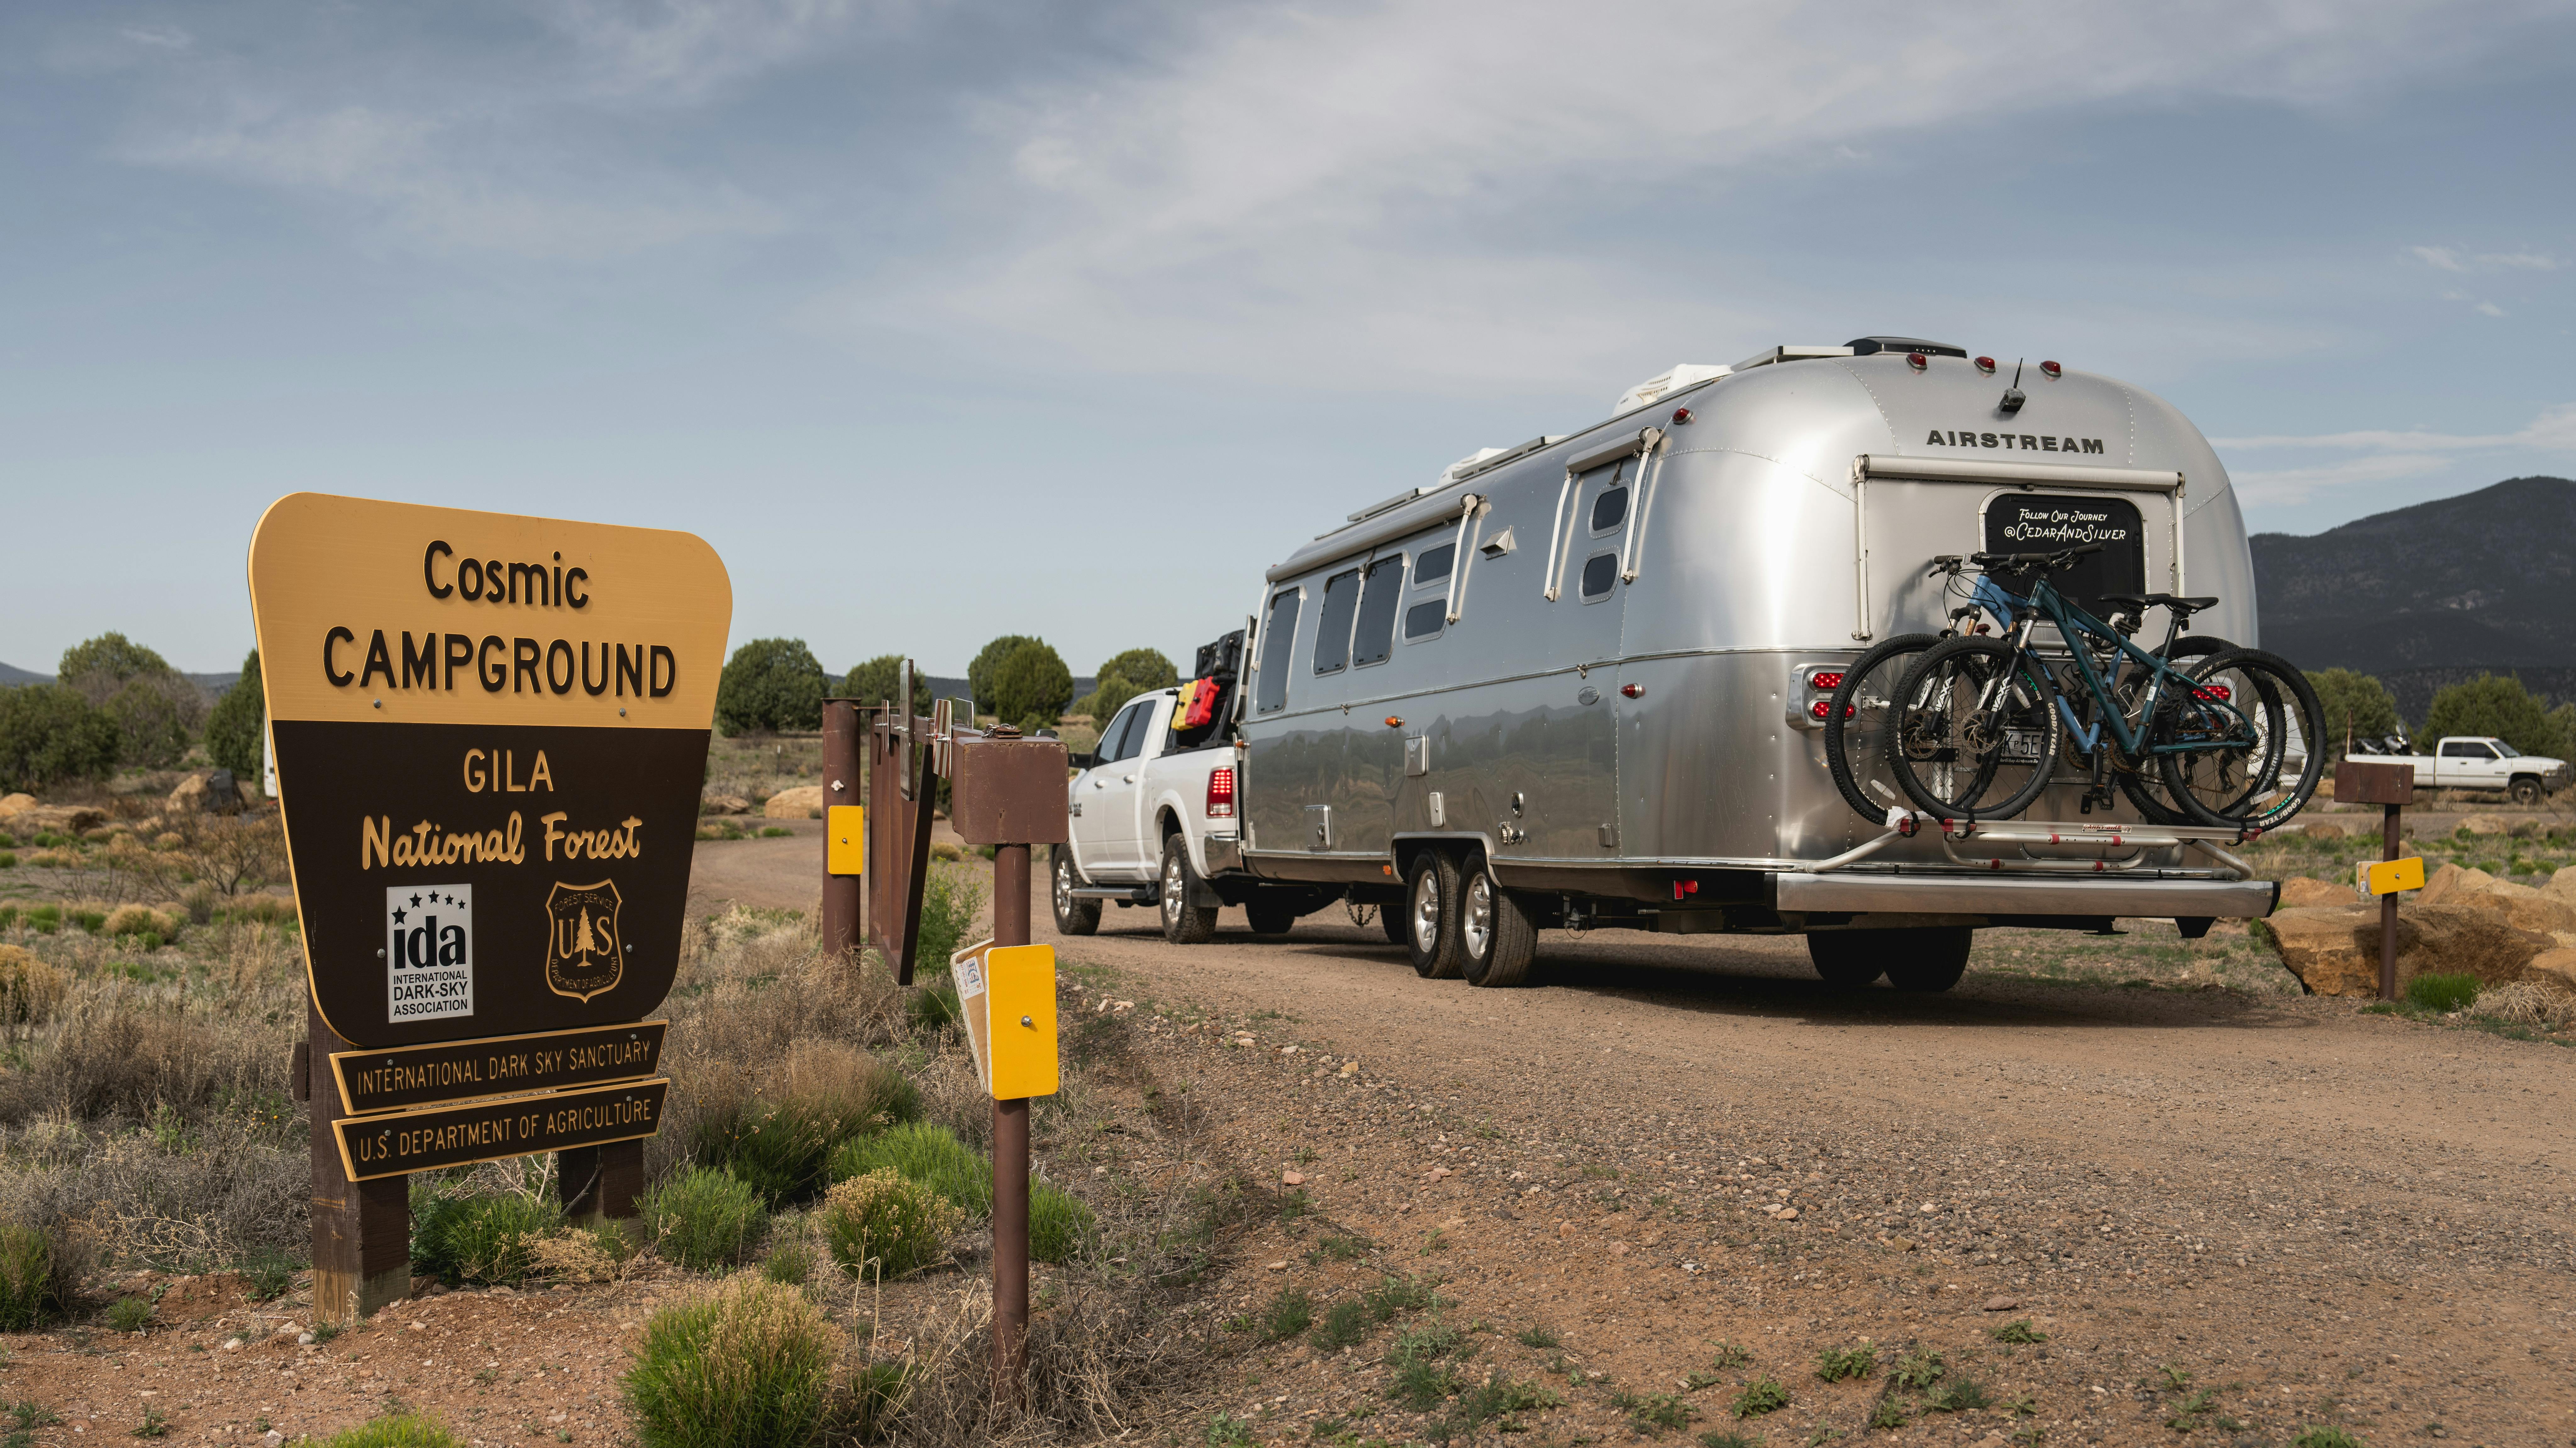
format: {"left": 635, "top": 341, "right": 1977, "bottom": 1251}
{"left": 2157, "top": 647, "right": 2326, "bottom": 830}
{"left": 1824, "top": 633, "right": 1940, "bottom": 821}
{"left": 2112, "top": 635, "right": 2234, "bottom": 825}
{"left": 1887, "top": 636, "right": 2062, "bottom": 821}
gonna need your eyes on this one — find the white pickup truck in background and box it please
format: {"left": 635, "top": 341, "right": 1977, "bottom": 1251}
{"left": 1050, "top": 632, "right": 1346, "bottom": 943}
{"left": 2380, "top": 736, "right": 2570, "bottom": 805}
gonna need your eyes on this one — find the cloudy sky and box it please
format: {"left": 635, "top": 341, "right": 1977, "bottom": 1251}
{"left": 6, "top": 0, "right": 2573, "bottom": 678}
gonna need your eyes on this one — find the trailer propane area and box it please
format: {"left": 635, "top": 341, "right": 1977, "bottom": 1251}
{"left": 1216, "top": 338, "right": 2321, "bottom": 990}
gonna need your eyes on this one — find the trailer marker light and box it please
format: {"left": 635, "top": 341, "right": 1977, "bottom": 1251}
{"left": 1385, "top": 716, "right": 1404, "bottom": 728}
{"left": 1975, "top": 356, "right": 1997, "bottom": 375}
{"left": 1206, "top": 766, "right": 1235, "bottom": 819}
{"left": 1809, "top": 671, "right": 1845, "bottom": 692}
{"left": 1670, "top": 406, "right": 1693, "bottom": 425}
{"left": 2040, "top": 360, "right": 2062, "bottom": 379}
{"left": 1620, "top": 683, "right": 1643, "bottom": 699}
{"left": 1907, "top": 352, "right": 1928, "bottom": 372}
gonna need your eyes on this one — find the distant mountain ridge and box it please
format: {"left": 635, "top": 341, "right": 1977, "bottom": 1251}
{"left": 2251, "top": 476, "right": 2576, "bottom": 721}
{"left": 0, "top": 663, "right": 240, "bottom": 694}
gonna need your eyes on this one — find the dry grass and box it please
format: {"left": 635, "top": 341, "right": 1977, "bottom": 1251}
{"left": 2471, "top": 978, "right": 2576, "bottom": 1031}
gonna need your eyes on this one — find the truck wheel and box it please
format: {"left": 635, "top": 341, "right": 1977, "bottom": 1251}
{"left": 2510, "top": 776, "right": 2544, "bottom": 806}
{"left": 1052, "top": 848, "right": 1100, "bottom": 937}
{"left": 1882, "top": 926, "right": 1974, "bottom": 993}
{"left": 1404, "top": 851, "right": 1464, "bottom": 980}
{"left": 1160, "top": 835, "right": 1219, "bottom": 945}
{"left": 1806, "top": 931, "right": 1885, "bottom": 988}
{"left": 1460, "top": 867, "right": 1537, "bottom": 987}
{"left": 1246, "top": 898, "right": 1297, "bottom": 936}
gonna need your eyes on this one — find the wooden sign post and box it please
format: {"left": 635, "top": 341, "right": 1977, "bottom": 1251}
{"left": 2333, "top": 759, "right": 2417, "bottom": 1002}
{"left": 249, "top": 495, "right": 731, "bottom": 1322}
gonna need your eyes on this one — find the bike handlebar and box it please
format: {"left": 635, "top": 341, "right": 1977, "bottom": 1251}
{"left": 1925, "top": 542, "right": 2102, "bottom": 578}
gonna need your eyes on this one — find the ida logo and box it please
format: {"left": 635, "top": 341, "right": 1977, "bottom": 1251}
{"left": 544, "top": 880, "right": 625, "bottom": 1003}
{"left": 386, "top": 884, "right": 475, "bottom": 1023}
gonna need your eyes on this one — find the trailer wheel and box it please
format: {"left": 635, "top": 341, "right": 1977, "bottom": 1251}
{"left": 1460, "top": 867, "right": 1537, "bottom": 988}
{"left": 1160, "top": 835, "right": 1219, "bottom": 945}
{"left": 1404, "top": 851, "right": 1464, "bottom": 979}
{"left": 1246, "top": 897, "right": 1298, "bottom": 936}
{"left": 1806, "top": 931, "right": 1885, "bottom": 988}
{"left": 1052, "top": 848, "right": 1100, "bottom": 937}
{"left": 2510, "top": 776, "right": 2544, "bottom": 806}
{"left": 1882, "top": 926, "right": 1974, "bottom": 993}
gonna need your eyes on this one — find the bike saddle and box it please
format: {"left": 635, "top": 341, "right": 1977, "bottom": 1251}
{"left": 2140, "top": 593, "right": 2221, "bottom": 613}
{"left": 2099, "top": 592, "right": 2149, "bottom": 611}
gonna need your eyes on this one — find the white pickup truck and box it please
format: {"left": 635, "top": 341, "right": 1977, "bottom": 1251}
{"left": 2381, "top": 737, "right": 2570, "bottom": 805}
{"left": 1050, "top": 633, "right": 1350, "bottom": 943}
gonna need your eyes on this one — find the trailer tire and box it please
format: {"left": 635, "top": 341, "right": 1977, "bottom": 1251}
{"left": 1160, "top": 836, "right": 1219, "bottom": 945}
{"left": 1052, "top": 848, "right": 1101, "bottom": 937}
{"left": 2510, "top": 776, "right": 2544, "bottom": 807}
{"left": 1805, "top": 931, "right": 1885, "bottom": 988}
{"left": 1460, "top": 867, "right": 1537, "bottom": 988}
{"left": 1404, "top": 851, "right": 1464, "bottom": 979}
{"left": 1882, "top": 927, "right": 1974, "bottom": 993}
{"left": 1245, "top": 897, "right": 1298, "bottom": 936}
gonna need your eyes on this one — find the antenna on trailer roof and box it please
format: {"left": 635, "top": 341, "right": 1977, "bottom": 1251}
{"left": 1998, "top": 358, "right": 2027, "bottom": 417}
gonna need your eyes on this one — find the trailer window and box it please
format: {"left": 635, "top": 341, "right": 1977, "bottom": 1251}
{"left": 1589, "top": 483, "right": 1629, "bottom": 534}
{"left": 1579, "top": 550, "right": 1619, "bottom": 602}
{"left": 1403, "top": 600, "right": 1445, "bottom": 642}
{"left": 1312, "top": 569, "right": 1360, "bottom": 675}
{"left": 1352, "top": 556, "right": 1404, "bottom": 667}
{"left": 1256, "top": 589, "right": 1300, "bottom": 713}
{"left": 1413, "top": 544, "right": 1454, "bottom": 588}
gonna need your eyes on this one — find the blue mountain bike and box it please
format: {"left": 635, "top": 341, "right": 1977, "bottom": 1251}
{"left": 1884, "top": 545, "right": 2323, "bottom": 829}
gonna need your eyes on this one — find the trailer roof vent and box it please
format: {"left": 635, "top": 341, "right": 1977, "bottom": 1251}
{"left": 1613, "top": 363, "right": 1730, "bottom": 416}
{"left": 1845, "top": 336, "right": 1968, "bottom": 358}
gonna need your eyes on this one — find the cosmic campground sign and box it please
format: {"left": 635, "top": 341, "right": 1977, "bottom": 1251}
{"left": 249, "top": 494, "right": 730, "bottom": 1180}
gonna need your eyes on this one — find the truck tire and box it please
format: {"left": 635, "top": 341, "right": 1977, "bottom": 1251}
{"left": 1404, "top": 851, "right": 1464, "bottom": 979}
{"left": 1052, "top": 848, "right": 1101, "bottom": 936}
{"left": 2510, "top": 776, "right": 2544, "bottom": 806}
{"left": 1806, "top": 931, "right": 1885, "bottom": 988}
{"left": 1882, "top": 926, "right": 1974, "bottom": 993}
{"left": 1246, "top": 897, "right": 1298, "bottom": 936}
{"left": 1160, "top": 835, "right": 1219, "bottom": 945}
{"left": 1460, "top": 866, "right": 1537, "bottom": 987}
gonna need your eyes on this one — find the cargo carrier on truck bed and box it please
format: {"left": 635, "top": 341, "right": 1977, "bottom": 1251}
{"left": 1054, "top": 339, "right": 2285, "bottom": 991}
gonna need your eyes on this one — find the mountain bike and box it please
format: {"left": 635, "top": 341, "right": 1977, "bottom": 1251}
{"left": 1883, "top": 545, "right": 2323, "bottom": 829}
{"left": 1822, "top": 566, "right": 2234, "bottom": 825}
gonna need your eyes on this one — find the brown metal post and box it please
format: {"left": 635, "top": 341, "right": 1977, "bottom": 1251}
{"left": 559, "top": 1140, "right": 642, "bottom": 1224}
{"left": 2380, "top": 802, "right": 2401, "bottom": 1002}
{"left": 821, "top": 700, "right": 863, "bottom": 960}
{"left": 308, "top": 1003, "right": 409, "bottom": 1324}
{"left": 992, "top": 842, "right": 1032, "bottom": 1402}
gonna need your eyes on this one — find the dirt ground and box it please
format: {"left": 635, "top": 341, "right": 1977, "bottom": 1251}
{"left": 9, "top": 827, "right": 2573, "bottom": 1448}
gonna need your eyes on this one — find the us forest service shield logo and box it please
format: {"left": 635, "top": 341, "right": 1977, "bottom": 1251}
{"left": 543, "top": 880, "right": 625, "bottom": 1002}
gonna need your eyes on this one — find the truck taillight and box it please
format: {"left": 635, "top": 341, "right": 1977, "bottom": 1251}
{"left": 1809, "top": 671, "right": 1845, "bottom": 692}
{"left": 1206, "top": 767, "right": 1235, "bottom": 818}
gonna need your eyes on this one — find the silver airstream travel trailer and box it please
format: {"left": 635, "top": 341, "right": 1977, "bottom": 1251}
{"left": 1221, "top": 339, "right": 2280, "bottom": 989}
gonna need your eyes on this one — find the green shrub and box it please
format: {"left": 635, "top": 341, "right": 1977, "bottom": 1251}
{"left": 822, "top": 1169, "right": 962, "bottom": 1279}
{"left": 1310, "top": 1298, "right": 1369, "bottom": 1351}
{"left": 1889, "top": 1347, "right": 1945, "bottom": 1389}
{"left": 318, "top": 1414, "right": 463, "bottom": 1447}
{"left": 639, "top": 1168, "right": 769, "bottom": 1271}
{"left": 1924, "top": 1375, "right": 1990, "bottom": 1412}
{"left": 991, "top": 640, "right": 1073, "bottom": 733}
{"left": 2424, "top": 673, "right": 2567, "bottom": 760}
{"left": 624, "top": 1275, "right": 844, "bottom": 1448}
{"left": 915, "top": 869, "right": 987, "bottom": 972}
{"left": 409, "top": 1185, "right": 560, "bottom": 1287}
{"left": 907, "top": 981, "right": 962, "bottom": 1034}
{"left": 0, "top": 852, "right": 15, "bottom": 870}
{"left": 967, "top": 636, "right": 1043, "bottom": 716}
{"left": 696, "top": 1053, "right": 921, "bottom": 1208}
{"left": 761, "top": 1241, "right": 813, "bottom": 1286}
{"left": 2289, "top": 1428, "right": 2362, "bottom": 1448}
{"left": 1728, "top": 1377, "right": 1789, "bottom": 1419}
{"left": 0, "top": 684, "right": 122, "bottom": 792}
{"left": 829, "top": 1121, "right": 988, "bottom": 1213}
{"left": 841, "top": 656, "right": 933, "bottom": 717}
{"left": 714, "top": 639, "right": 827, "bottom": 737}
{"left": 1814, "top": 1341, "right": 1874, "bottom": 1381}
{"left": 0, "top": 1223, "right": 77, "bottom": 1329}
{"left": 1030, "top": 1182, "right": 1096, "bottom": 1264}
{"left": 1989, "top": 1318, "right": 2047, "bottom": 1344}
{"left": 2408, "top": 972, "right": 2481, "bottom": 1012}
{"left": 1258, "top": 1287, "right": 1313, "bottom": 1343}
{"left": 204, "top": 649, "right": 266, "bottom": 780}
{"left": 106, "top": 1295, "right": 154, "bottom": 1333}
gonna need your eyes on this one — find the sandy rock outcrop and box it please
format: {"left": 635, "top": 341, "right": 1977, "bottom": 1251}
{"left": 2524, "top": 948, "right": 2576, "bottom": 996}
{"left": 2458, "top": 814, "right": 2511, "bottom": 836}
{"left": 701, "top": 794, "right": 752, "bottom": 816}
{"left": 2299, "top": 821, "right": 2347, "bottom": 840}
{"left": 763, "top": 786, "right": 825, "bottom": 820}
{"left": 2277, "top": 876, "right": 2358, "bottom": 909}
{"left": 168, "top": 769, "right": 249, "bottom": 815}
{"left": 0, "top": 794, "right": 34, "bottom": 821}
{"left": 1, "top": 803, "right": 106, "bottom": 836}
{"left": 2414, "top": 863, "right": 2495, "bottom": 907}
{"left": 2264, "top": 907, "right": 2380, "bottom": 997}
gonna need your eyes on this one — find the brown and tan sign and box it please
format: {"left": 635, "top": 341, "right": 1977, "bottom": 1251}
{"left": 333, "top": 1078, "right": 670, "bottom": 1181}
{"left": 328, "top": 1020, "right": 667, "bottom": 1115}
{"left": 249, "top": 494, "right": 731, "bottom": 1049}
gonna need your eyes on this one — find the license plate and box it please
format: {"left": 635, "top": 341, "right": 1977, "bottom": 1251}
{"left": 2001, "top": 729, "right": 2046, "bottom": 765}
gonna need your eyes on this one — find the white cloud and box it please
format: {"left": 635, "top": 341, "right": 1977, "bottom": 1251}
{"left": 2411, "top": 243, "right": 2561, "bottom": 273}
{"left": 2228, "top": 452, "right": 2452, "bottom": 507}
{"left": 2476, "top": 300, "right": 2507, "bottom": 317}
{"left": 2479, "top": 250, "right": 2562, "bottom": 270}
{"left": 2214, "top": 401, "right": 2576, "bottom": 452}
{"left": 119, "top": 25, "right": 190, "bottom": 51}
{"left": 2410, "top": 245, "right": 2466, "bottom": 271}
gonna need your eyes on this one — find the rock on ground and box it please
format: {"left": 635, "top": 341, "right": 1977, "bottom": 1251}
{"left": 700, "top": 793, "right": 752, "bottom": 816}
{"left": 2276, "top": 876, "right": 2357, "bottom": 909}
{"left": 763, "top": 784, "right": 825, "bottom": 819}
{"left": 167, "top": 769, "right": 248, "bottom": 815}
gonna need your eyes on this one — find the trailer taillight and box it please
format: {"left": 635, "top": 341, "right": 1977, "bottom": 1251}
{"left": 1809, "top": 671, "right": 1845, "bottom": 692}
{"left": 1808, "top": 699, "right": 1851, "bottom": 721}
{"left": 1206, "top": 766, "right": 1235, "bottom": 818}
{"left": 2193, "top": 684, "right": 2232, "bottom": 703}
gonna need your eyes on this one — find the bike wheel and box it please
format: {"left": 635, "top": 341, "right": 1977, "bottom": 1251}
{"left": 1824, "top": 633, "right": 1939, "bottom": 821}
{"left": 2112, "top": 635, "right": 2233, "bottom": 825}
{"left": 1887, "top": 636, "right": 2062, "bottom": 820}
{"left": 2157, "top": 648, "right": 2325, "bottom": 830}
